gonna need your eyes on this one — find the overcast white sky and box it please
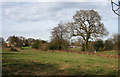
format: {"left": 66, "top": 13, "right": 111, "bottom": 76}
{"left": 1, "top": 0, "right": 118, "bottom": 41}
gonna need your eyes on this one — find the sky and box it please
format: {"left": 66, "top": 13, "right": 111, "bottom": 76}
{"left": 1, "top": 0, "right": 118, "bottom": 41}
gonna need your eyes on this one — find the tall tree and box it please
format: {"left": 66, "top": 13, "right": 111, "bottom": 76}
{"left": 52, "top": 22, "right": 67, "bottom": 40}
{"left": 49, "top": 22, "right": 69, "bottom": 50}
{"left": 66, "top": 10, "right": 109, "bottom": 51}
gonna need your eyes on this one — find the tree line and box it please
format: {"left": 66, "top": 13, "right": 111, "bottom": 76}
{"left": 0, "top": 9, "right": 119, "bottom": 52}
{"left": 1, "top": 36, "right": 48, "bottom": 51}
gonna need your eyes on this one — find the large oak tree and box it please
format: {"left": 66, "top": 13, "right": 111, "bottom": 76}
{"left": 66, "top": 10, "right": 109, "bottom": 51}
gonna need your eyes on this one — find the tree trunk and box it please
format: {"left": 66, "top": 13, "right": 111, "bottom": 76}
{"left": 85, "top": 38, "right": 89, "bottom": 51}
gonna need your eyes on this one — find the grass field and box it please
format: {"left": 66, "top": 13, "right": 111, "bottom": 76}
{"left": 96, "top": 50, "right": 118, "bottom": 55}
{"left": 69, "top": 47, "right": 82, "bottom": 51}
{"left": 2, "top": 48, "right": 118, "bottom": 75}
{"left": 21, "top": 46, "right": 31, "bottom": 49}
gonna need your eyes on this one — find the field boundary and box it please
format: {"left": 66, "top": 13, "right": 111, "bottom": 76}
{"left": 48, "top": 50, "right": 118, "bottom": 59}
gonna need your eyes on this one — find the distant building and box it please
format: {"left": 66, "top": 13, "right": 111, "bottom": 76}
{"left": 69, "top": 45, "right": 76, "bottom": 48}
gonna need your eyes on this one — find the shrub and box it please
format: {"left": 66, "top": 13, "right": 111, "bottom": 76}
{"left": 48, "top": 43, "right": 57, "bottom": 50}
{"left": 39, "top": 45, "right": 48, "bottom": 51}
{"left": 10, "top": 47, "right": 18, "bottom": 51}
{"left": 93, "top": 40, "right": 104, "bottom": 51}
{"left": 87, "top": 42, "right": 94, "bottom": 52}
{"left": 48, "top": 38, "right": 69, "bottom": 50}
{"left": 41, "top": 47, "right": 48, "bottom": 51}
{"left": 104, "top": 39, "right": 113, "bottom": 50}
{"left": 81, "top": 43, "right": 85, "bottom": 51}
{"left": 32, "top": 43, "right": 39, "bottom": 49}
{"left": 32, "top": 40, "right": 40, "bottom": 49}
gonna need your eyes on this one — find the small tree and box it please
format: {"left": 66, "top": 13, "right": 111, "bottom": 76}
{"left": 32, "top": 40, "right": 40, "bottom": 49}
{"left": 104, "top": 33, "right": 120, "bottom": 51}
{"left": 112, "top": 34, "right": 119, "bottom": 50}
{"left": 104, "top": 39, "right": 113, "bottom": 50}
{"left": 48, "top": 37, "right": 69, "bottom": 50}
{"left": 24, "top": 39, "right": 29, "bottom": 47}
{"left": 7, "top": 36, "right": 23, "bottom": 48}
{"left": 93, "top": 39, "right": 104, "bottom": 51}
{"left": 49, "top": 22, "right": 69, "bottom": 50}
{"left": 27, "top": 38, "right": 35, "bottom": 46}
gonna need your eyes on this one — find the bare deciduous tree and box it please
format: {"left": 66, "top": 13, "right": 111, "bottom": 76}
{"left": 52, "top": 22, "right": 67, "bottom": 40}
{"left": 50, "top": 22, "right": 69, "bottom": 50}
{"left": 66, "top": 10, "right": 109, "bottom": 51}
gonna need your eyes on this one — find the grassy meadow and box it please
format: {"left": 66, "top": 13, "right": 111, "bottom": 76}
{"left": 2, "top": 48, "right": 118, "bottom": 75}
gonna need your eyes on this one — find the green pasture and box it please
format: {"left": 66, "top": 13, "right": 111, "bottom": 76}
{"left": 2, "top": 48, "right": 118, "bottom": 75}
{"left": 69, "top": 47, "right": 82, "bottom": 51}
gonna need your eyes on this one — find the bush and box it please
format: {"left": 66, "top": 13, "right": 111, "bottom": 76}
{"left": 103, "top": 34, "right": 120, "bottom": 51}
{"left": 10, "top": 47, "right": 18, "bottom": 51}
{"left": 39, "top": 45, "right": 48, "bottom": 51}
{"left": 93, "top": 40, "right": 104, "bottom": 51}
{"left": 32, "top": 40, "right": 40, "bottom": 49}
{"left": 41, "top": 47, "right": 48, "bottom": 51}
{"left": 48, "top": 38, "right": 69, "bottom": 50}
{"left": 104, "top": 39, "right": 113, "bottom": 50}
{"left": 87, "top": 42, "right": 94, "bottom": 52}
{"left": 81, "top": 44, "right": 85, "bottom": 51}
{"left": 48, "top": 43, "right": 57, "bottom": 50}
{"left": 81, "top": 40, "right": 104, "bottom": 52}
{"left": 32, "top": 43, "right": 39, "bottom": 49}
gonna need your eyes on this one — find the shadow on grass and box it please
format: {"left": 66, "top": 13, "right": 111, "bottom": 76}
{"left": 2, "top": 53, "right": 18, "bottom": 55}
{"left": 105, "top": 71, "right": 118, "bottom": 76}
{"left": 2, "top": 58, "right": 65, "bottom": 75}
{"left": 2, "top": 58, "right": 92, "bottom": 75}
{"left": 2, "top": 58, "right": 118, "bottom": 76}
